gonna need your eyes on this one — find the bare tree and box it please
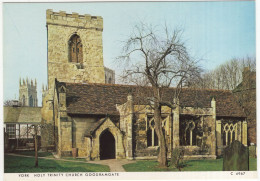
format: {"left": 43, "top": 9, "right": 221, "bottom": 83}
{"left": 118, "top": 23, "right": 201, "bottom": 167}
{"left": 189, "top": 56, "right": 256, "bottom": 90}
{"left": 24, "top": 124, "right": 50, "bottom": 167}
{"left": 4, "top": 100, "right": 15, "bottom": 106}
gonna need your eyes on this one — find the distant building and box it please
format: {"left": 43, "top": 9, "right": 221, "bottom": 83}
{"left": 105, "top": 67, "right": 115, "bottom": 84}
{"left": 233, "top": 67, "right": 256, "bottom": 145}
{"left": 19, "top": 78, "right": 38, "bottom": 107}
{"left": 4, "top": 78, "right": 41, "bottom": 151}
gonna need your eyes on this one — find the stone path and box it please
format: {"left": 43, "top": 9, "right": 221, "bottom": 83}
{"left": 6, "top": 153, "right": 135, "bottom": 172}
{"left": 88, "top": 159, "right": 136, "bottom": 172}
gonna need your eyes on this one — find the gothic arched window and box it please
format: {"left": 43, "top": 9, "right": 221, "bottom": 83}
{"left": 184, "top": 121, "right": 196, "bottom": 146}
{"left": 222, "top": 123, "right": 237, "bottom": 146}
{"left": 180, "top": 118, "right": 202, "bottom": 146}
{"left": 29, "top": 96, "right": 33, "bottom": 107}
{"left": 69, "top": 34, "right": 83, "bottom": 64}
{"left": 146, "top": 117, "right": 159, "bottom": 147}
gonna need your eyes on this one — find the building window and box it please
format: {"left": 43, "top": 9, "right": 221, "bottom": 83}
{"left": 180, "top": 118, "right": 203, "bottom": 146}
{"left": 6, "top": 124, "right": 17, "bottom": 139}
{"left": 222, "top": 123, "right": 237, "bottom": 146}
{"left": 69, "top": 34, "right": 83, "bottom": 64}
{"left": 185, "top": 121, "right": 196, "bottom": 146}
{"left": 5, "top": 124, "right": 36, "bottom": 139}
{"left": 29, "top": 96, "right": 33, "bottom": 107}
{"left": 147, "top": 117, "right": 159, "bottom": 147}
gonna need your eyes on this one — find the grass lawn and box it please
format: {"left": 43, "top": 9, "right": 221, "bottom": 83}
{"left": 12, "top": 151, "right": 86, "bottom": 161}
{"left": 4, "top": 155, "right": 110, "bottom": 173}
{"left": 123, "top": 158, "right": 257, "bottom": 172}
{"left": 13, "top": 150, "right": 54, "bottom": 158}
{"left": 249, "top": 157, "right": 257, "bottom": 171}
{"left": 61, "top": 157, "right": 87, "bottom": 161}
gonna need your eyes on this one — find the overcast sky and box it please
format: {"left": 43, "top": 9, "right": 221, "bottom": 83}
{"left": 3, "top": 1, "right": 256, "bottom": 106}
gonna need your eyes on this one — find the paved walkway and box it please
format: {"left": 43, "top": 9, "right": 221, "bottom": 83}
{"left": 6, "top": 153, "right": 135, "bottom": 172}
{"left": 88, "top": 159, "right": 136, "bottom": 172}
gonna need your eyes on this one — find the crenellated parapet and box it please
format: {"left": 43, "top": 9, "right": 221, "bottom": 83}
{"left": 46, "top": 9, "right": 103, "bottom": 31}
{"left": 46, "top": 9, "right": 105, "bottom": 95}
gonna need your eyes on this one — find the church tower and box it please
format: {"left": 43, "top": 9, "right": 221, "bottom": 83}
{"left": 41, "top": 9, "right": 107, "bottom": 150}
{"left": 19, "top": 78, "right": 38, "bottom": 107}
{"left": 46, "top": 9, "right": 105, "bottom": 95}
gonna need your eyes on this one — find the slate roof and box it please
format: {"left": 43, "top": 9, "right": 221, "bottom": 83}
{"left": 64, "top": 82, "right": 246, "bottom": 118}
{"left": 4, "top": 106, "right": 42, "bottom": 124}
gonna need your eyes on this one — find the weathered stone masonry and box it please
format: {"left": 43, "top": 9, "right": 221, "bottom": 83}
{"left": 41, "top": 10, "right": 248, "bottom": 160}
{"left": 46, "top": 9, "right": 105, "bottom": 93}
{"left": 51, "top": 82, "right": 247, "bottom": 160}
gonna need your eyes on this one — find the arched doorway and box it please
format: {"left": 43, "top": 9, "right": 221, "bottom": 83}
{"left": 99, "top": 129, "right": 115, "bottom": 160}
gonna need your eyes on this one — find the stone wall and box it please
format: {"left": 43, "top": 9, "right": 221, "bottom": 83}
{"left": 41, "top": 85, "right": 59, "bottom": 151}
{"left": 179, "top": 115, "right": 216, "bottom": 157}
{"left": 132, "top": 105, "right": 172, "bottom": 158}
{"left": 46, "top": 9, "right": 105, "bottom": 94}
{"left": 60, "top": 118, "right": 72, "bottom": 156}
{"left": 72, "top": 117, "right": 97, "bottom": 157}
{"left": 129, "top": 101, "right": 218, "bottom": 159}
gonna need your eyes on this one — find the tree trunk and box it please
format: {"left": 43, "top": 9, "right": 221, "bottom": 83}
{"left": 34, "top": 126, "right": 38, "bottom": 168}
{"left": 153, "top": 88, "right": 168, "bottom": 167}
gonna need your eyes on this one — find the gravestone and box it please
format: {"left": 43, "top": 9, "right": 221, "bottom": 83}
{"left": 223, "top": 140, "right": 249, "bottom": 171}
{"left": 249, "top": 145, "right": 256, "bottom": 158}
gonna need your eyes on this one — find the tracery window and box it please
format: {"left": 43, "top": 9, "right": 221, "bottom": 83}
{"left": 147, "top": 117, "right": 159, "bottom": 147}
{"left": 146, "top": 116, "right": 168, "bottom": 147}
{"left": 180, "top": 118, "right": 203, "bottom": 146}
{"left": 69, "top": 34, "right": 83, "bottom": 64}
{"left": 185, "top": 121, "right": 196, "bottom": 146}
{"left": 222, "top": 123, "right": 237, "bottom": 146}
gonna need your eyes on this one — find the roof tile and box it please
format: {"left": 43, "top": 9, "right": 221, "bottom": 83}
{"left": 65, "top": 83, "right": 246, "bottom": 118}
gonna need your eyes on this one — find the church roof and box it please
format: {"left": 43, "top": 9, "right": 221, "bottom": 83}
{"left": 84, "top": 118, "right": 107, "bottom": 137}
{"left": 84, "top": 117, "right": 118, "bottom": 137}
{"left": 64, "top": 83, "right": 246, "bottom": 118}
{"left": 4, "top": 106, "right": 42, "bottom": 124}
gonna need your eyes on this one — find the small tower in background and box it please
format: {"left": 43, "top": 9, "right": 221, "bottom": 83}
{"left": 19, "top": 77, "right": 38, "bottom": 107}
{"left": 42, "top": 84, "right": 48, "bottom": 101}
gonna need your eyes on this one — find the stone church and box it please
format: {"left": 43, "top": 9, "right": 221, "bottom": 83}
{"left": 41, "top": 10, "right": 248, "bottom": 160}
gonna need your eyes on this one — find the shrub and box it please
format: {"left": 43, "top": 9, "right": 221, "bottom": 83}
{"left": 170, "top": 147, "right": 185, "bottom": 171}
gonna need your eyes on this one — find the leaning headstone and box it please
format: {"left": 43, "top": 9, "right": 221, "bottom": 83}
{"left": 249, "top": 144, "right": 256, "bottom": 158}
{"left": 223, "top": 140, "right": 249, "bottom": 171}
